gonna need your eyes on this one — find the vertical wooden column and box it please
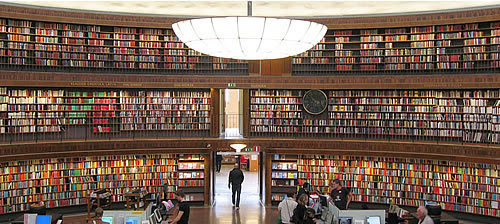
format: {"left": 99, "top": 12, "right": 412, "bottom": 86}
{"left": 242, "top": 89, "right": 250, "bottom": 137}
{"left": 264, "top": 151, "right": 273, "bottom": 206}
{"left": 204, "top": 152, "right": 211, "bottom": 206}
{"left": 210, "top": 88, "right": 220, "bottom": 137}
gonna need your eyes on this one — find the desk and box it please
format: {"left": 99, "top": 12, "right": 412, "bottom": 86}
{"left": 11, "top": 213, "right": 62, "bottom": 224}
{"left": 125, "top": 191, "right": 149, "bottom": 210}
{"left": 87, "top": 190, "right": 111, "bottom": 221}
{"left": 408, "top": 212, "right": 459, "bottom": 224}
{"left": 438, "top": 212, "right": 459, "bottom": 224}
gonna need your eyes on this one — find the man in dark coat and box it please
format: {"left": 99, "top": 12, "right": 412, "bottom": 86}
{"left": 228, "top": 163, "right": 244, "bottom": 209}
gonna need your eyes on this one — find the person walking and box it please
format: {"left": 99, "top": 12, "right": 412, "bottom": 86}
{"left": 216, "top": 154, "right": 223, "bottom": 172}
{"left": 228, "top": 163, "right": 244, "bottom": 209}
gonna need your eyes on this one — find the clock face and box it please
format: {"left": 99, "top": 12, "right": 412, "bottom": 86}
{"left": 303, "top": 89, "right": 328, "bottom": 115}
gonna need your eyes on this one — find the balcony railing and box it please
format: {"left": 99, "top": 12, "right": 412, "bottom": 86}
{"left": 0, "top": 113, "right": 498, "bottom": 146}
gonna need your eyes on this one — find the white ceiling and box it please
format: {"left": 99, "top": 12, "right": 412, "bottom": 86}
{"left": 3, "top": 1, "right": 500, "bottom": 18}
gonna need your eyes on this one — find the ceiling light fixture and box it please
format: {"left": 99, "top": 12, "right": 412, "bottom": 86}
{"left": 230, "top": 144, "right": 247, "bottom": 153}
{"left": 172, "top": 1, "right": 327, "bottom": 60}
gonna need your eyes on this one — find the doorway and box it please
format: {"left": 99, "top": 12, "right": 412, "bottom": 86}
{"left": 223, "top": 89, "right": 243, "bottom": 138}
{"left": 213, "top": 151, "right": 261, "bottom": 219}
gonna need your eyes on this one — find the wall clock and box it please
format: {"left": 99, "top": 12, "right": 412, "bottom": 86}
{"left": 303, "top": 89, "right": 328, "bottom": 115}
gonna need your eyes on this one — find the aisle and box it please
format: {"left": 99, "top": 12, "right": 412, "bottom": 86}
{"left": 209, "top": 165, "right": 267, "bottom": 224}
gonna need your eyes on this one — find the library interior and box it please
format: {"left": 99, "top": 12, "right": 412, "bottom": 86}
{"left": 0, "top": 1, "right": 499, "bottom": 224}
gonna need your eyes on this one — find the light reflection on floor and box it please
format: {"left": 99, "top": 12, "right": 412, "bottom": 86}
{"left": 210, "top": 165, "right": 265, "bottom": 224}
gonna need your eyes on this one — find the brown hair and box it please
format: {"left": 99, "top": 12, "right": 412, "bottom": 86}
{"left": 175, "top": 189, "right": 185, "bottom": 198}
{"left": 297, "top": 193, "right": 308, "bottom": 206}
{"left": 95, "top": 207, "right": 103, "bottom": 217}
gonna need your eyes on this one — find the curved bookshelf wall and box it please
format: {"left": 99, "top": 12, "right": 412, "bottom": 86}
{"left": 0, "top": 3, "right": 499, "bottom": 220}
{"left": 250, "top": 88, "right": 500, "bottom": 145}
{"left": 0, "top": 152, "right": 209, "bottom": 214}
{"left": 0, "top": 87, "right": 213, "bottom": 143}
{"left": 268, "top": 153, "right": 500, "bottom": 217}
{"left": 0, "top": 18, "right": 248, "bottom": 76}
{"left": 0, "top": 6, "right": 499, "bottom": 77}
{"left": 293, "top": 21, "right": 500, "bottom": 76}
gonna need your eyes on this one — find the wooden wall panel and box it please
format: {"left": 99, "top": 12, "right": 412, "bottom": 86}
{"left": 0, "top": 139, "right": 498, "bottom": 165}
{"left": 261, "top": 60, "right": 272, "bottom": 76}
{"left": 260, "top": 58, "right": 293, "bottom": 76}
{"left": 248, "top": 61, "right": 260, "bottom": 76}
{"left": 283, "top": 57, "right": 292, "bottom": 75}
{"left": 269, "top": 60, "right": 283, "bottom": 77}
{"left": 1, "top": 71, "right": 499, "bottom": 90}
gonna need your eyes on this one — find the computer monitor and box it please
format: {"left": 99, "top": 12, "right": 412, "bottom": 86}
{"left": 325, "top": 201, "right": 340, "bottom": 224}
{"left": 102, "top": 216, "right": 113, "bottom": 224}
{"left": 125, "top": 216, "right": 140, "bottom": 224}
{"left": 149, "top": 214, "right": 157, "bottom": 224}
{"left": 366, "top": 216, "right": 381, "bottom": 224}
{"left": 338, "top": 217, "right": 353, "bottom": 224}
{"left": 36, "top": 215, "right": 51, "bottom": 224}
{"left": 319, "top": 195, "right": 328, "bottom": 207}
{"left": 153, "top": 208, "right": 162, "bottom": 222}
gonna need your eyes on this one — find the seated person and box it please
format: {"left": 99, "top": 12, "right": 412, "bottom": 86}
{"left": 297, "top": 182, "right": 311, "bottom": 206}
{"left": 304, "top": 208, "right": 316, "bottom": 224}
{"left": 278, "top": 191, "right": 298, "bottom": 224}
{"left": 90, "top": 207, "right": 109, "bottom": 224}
{"left": 167, "top": 190, "right": 189, "bottom": 224}
{"left": 291, "top": 194, "right": 308, "bottom": 224}
{"left": 416, "top": 206, "right": 434, "bottom": 224}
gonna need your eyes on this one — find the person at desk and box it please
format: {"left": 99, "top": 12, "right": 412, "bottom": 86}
{"left": 167, "top": 190, "right": 190, "bottom": 224}
{"left": 328, "top": 179, "right": 352, "bottom": 210}
{"left": 297, "top": 182, "right": 310, "bottom": 199}
{"left": 91, "top": 207, "right": 109, "bottom": 224}
{"left": 416, "top": 206, "right": 434, "bottom": 224}
{"left": 278, "top": 191, "right": 298, "bottom": 224}
{"left": 291, "top": 194, "right": 309, "bottom": 224}
{"left": 297, "top": 182, "right": 311, "bottom": 206}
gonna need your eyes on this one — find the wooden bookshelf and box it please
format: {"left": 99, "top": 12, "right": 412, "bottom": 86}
{"left": 267, "top": 153, "right": 500, "bottom": 217}
{"left": 249, "top": 89, "right": 303, "bottom": 135}
{"left": 178, "top": 154, "right": 206, "bottom": 203}
{"left": 293, "top": 21, "right": 500, "bottom": 75}
{"left": 249, "top": 88, "right": 500, "bottom": 144}
{"left": 0, "top": 87, "right": 212, "bottom": 142}
{"left": 0, "top": 17, "right": 248, "bottom": 75}
{"left": 0, "top": 154, "right": 178, "bottom": 214}
{"left": 270, "top": 154, "right": 298, "bottom": 206}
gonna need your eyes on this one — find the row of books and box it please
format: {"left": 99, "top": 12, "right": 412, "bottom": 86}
{"left": 0, "top": 153, "right": 203, "bottom": 213}
{"left": 270, "top": 153, "right": 499, "bottom": 216}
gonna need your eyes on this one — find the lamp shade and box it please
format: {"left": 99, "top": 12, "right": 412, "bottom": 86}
{"left": 230, "top": 144, "right": 247, "bottom": 152}
{"left": 172, "top": 17, "right": 327, "bottom": 60}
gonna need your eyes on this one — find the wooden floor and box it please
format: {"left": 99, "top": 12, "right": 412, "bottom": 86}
{"left": 61, "top": 165, "right": 491, "bottom": 224}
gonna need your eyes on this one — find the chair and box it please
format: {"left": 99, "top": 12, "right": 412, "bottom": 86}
{"left": 29, "top": 203, "right": 46, "bottom": 215}
{"left": 426, "top": 205, "right": 442, "bottom": 224}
